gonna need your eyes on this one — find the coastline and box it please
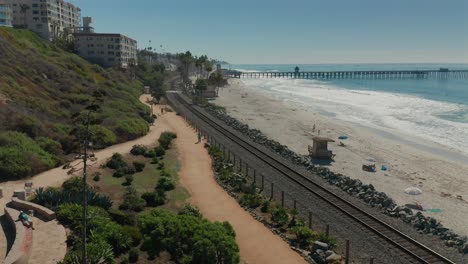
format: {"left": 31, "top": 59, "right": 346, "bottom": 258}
{"left": 214, "top": 79, "right": 468, "bottom": 237}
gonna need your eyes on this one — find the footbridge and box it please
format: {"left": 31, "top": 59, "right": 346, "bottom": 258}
{"left": 223, "top": 68, "right": 468, "bottom": 80}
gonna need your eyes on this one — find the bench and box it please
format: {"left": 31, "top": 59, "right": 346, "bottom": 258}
{"left": 4, "top": 207, "right": 33, "bottom": 264}
{"left": 10, "top": 197, "right": 56, "bottom": 221}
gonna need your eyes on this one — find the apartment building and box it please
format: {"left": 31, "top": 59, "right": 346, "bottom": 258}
{"left": 0, "top": 2, "right": 12, "bottom": 27}
{"left": 74, "top": 32, "right": 138, "bottom": 68}
{"left": 8, "top": 0, "right": 81, "bottom": 40}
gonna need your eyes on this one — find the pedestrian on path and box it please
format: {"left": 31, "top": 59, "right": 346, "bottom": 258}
{"left": 197, "top": 131, "right": 202, "bottom": 144}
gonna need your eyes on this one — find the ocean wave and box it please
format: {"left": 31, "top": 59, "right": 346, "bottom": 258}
{"left": 242, "top": 78, "right": 468, "bottom": 156}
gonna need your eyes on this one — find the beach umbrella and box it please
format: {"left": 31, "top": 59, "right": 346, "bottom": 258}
{"left": 366, "top": 157, "right": 376, "bottom": 162}
{"left": 404, "top": 187, "right": 422, "bottom": 195}
{"left": 338, "top": 135, "right": 348, "bottom": 140}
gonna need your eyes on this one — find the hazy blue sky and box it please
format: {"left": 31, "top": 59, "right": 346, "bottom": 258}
{"left": 71, "top": 0, "right": 467, "bottom": 64}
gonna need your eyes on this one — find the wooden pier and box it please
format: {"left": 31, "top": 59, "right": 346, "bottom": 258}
{"left": 222, "top": 69, "right": 468, "bottom": 80}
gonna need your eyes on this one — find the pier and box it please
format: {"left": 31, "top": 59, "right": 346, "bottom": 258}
{"left": 222, "top": 69, "right": 468, "bottom": 80}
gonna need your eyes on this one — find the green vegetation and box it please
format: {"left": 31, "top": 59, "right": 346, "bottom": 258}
{"left": 0, "top": 27, "right": 161, "bottom": 180}
{"left": 207, "top": 145, "right": 338, "bottom": 251}
{"left": 139, "top": 209, "right": 240, "bottom": 263}
{"left": 158, "top": 131, "right": 177, "bottom": 149}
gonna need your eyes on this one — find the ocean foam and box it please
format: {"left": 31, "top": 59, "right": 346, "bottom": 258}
{"left": 242, "top": 78, "right": 468, "bottom": 156}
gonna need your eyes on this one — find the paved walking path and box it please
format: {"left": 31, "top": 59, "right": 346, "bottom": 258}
{"left": 159, "top": 103, "right": 306, "bottom": 264}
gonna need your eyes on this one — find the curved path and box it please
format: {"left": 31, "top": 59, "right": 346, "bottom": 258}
{"left": 158, "top": 102, "right": 306, "bottom": 264}
{"left": 0, "top": 95, "right": 167, "bottom": 263}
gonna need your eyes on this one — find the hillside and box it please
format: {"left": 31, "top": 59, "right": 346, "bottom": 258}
{"left": 0, "top": 28, "right": 153, "bottom": 180}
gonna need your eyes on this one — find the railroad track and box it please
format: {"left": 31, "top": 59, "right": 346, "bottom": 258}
{"left": 168, "top": 91, "right": 455, "bottom": 264}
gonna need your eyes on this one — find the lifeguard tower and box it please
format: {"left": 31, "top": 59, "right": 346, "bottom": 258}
{"left": 308, "top": 136, "right": 335, "bottom": 159}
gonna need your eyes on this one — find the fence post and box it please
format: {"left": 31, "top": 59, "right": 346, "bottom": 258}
{"left": 246, "top": 164, "right": 249, "bottom": 177}
{"left": 239, "top": 159, "right": 242, "bottom": 173}
{"left": 345, "top": 240, "right": 350, "bottom": 264}
{"left": 228, "top": 149, "right": 231, "bottom": 162}
{"left": 281, "top": 191, "right": 284, "bottom": 207}
{"left": 233, "top": 154, "right": 236, "bottom": 168}
{"left": 270, "top": 183, "right": 274, "bottom": 200}
{"left": 293, "top": 199, "right": 297, "bottom": 210}
{"left": 326, "top": 224, "right": 330, "bottom": 237}
{"left": 308, "top": 212, "right": 312, "bottom": 229}
{"left": 261, "top": 174, "right": 265, "bottom": 190}
{"left": 253, "top": 170, "right": 256, "bottom": 184}
{"left": 369, "top": 257, "right": 374, "bottom": 264}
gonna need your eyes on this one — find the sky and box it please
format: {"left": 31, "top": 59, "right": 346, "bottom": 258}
{"left": 70, "top": 0, "right": 468, "bottom": 64}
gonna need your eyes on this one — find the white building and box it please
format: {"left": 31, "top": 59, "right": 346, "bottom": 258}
{"left": 7, "top": 0, "right": 81, "bottom": 40}
{"left": 0, "top": 2, "right": 12, "bottom": 27}
{"left": 74, "top": 32, "right": 138, "bottom": 68}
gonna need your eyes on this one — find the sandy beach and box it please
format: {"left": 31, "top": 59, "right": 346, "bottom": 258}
{"left": 214, "top": 79, "right": 468, "bottom": 238}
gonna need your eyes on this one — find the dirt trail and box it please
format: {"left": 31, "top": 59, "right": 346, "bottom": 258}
{"left": 0, "top": 95, "right": 167, "bottom": 263}
{"left": 158, "top": 103, "right": 306, "bottom": 264}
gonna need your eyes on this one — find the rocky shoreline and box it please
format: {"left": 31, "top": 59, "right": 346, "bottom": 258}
{"left": 205, "top": 104, "right": 468, "bottom": 255}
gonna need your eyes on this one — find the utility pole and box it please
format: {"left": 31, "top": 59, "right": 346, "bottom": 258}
{"left": 81, "top": 108, "right": 93, "bottom": 264}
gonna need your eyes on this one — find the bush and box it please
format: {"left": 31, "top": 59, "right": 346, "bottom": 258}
{"left": 157, "top": 162, "right": 165, "bottom": 170}
{"left": 122, "top": 226, "right": 143, "bottom": 247}
{"left": 0, "top": 131, "right": 56, "bottom": 179}
{"left": 156, "top": 177, "right": 174, "bottom": 191}
{"left": 178, "top": 204, "right": 202, "bottom": 218}
{"left": 125, "top": 174, "right": 134, "bottom": 185}
{"left": 115, "top": 118, "right": 149, "bottom": 141}
{"left": 113, "top": 168, "right": 126, "bottom": 178}
{"left": 89, "top": 125, "right": 118, "bottom": 148}
{"left": 158, "top": 131, "right": 177, "bottom": 150}
{"left": 143, "top": 149, "right": 156, "bottom": 158}
{"left": 120, "top": 187, "right": 146, "bottom": 212}
{"left": 35, "top": 187, "right": 113, "bottom": 211}
{"left": 138, "top": 209, "right": 239, "bottom": 263}
{"left": 108, "top": 209, "right": 136, "bottom": 226}
{"left": 240, "top": 193, "right": 263, "bottom": 209}
{"left": 130, "top": 145, "right": 146, "bottom": 156}
{"left": 271, "top": 206, "right": 289, "bottom": 226}
{"left": 36, "top": 137, "right": 63, "bottom": 156}
{"left": 132, "top": 161, "right": 145, "bottom": 172}
{"left": 106, "top": 153, "right": 127, "bottom": 170}
{"left": 128, "top": 248, "right": 139, "bottom": 263}
{"left": 141, "top": 191, "right": 166, "bottom": 207}
{"left": 290, "top": 226, "right": 317, "bottom": 248}
{"left": 154, "top": 146, "right": 166, "bottom": 157}
{"left": 261, "top": 200, "right": 270, "bottom": 213}
{"left": 93, "top": 172, "right": 101, "bottom": 182}
{"left": 62, "top": 177, "right": 84, "bottom": 193}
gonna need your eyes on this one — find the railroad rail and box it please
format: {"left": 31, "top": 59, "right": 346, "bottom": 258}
{"left": 167, "top": 91, "right": 455, "bottom": 264}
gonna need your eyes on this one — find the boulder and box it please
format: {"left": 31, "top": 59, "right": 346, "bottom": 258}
{"left": 326, "top": 253, "right": 343, "bottom": 263}
{"left": 312, "top": 241, "right": 329, "bottom": 251}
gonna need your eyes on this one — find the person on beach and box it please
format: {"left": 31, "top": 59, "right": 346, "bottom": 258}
{"left": 17, "top": 211, "right": 34, "bottom": 230}
{"left": 161, "top": 107, "right": 164, "bottom": 115}
{"left": 197, "top": 131, "right": 202, "bottom": 143}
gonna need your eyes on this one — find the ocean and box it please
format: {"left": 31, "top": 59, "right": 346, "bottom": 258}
{"left": 223, "top": 64, "right": 468, "bottom": 158}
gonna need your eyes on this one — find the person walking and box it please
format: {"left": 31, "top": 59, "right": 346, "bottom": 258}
{"left": 197, "top": 131, "right": 202, "bottom": 144}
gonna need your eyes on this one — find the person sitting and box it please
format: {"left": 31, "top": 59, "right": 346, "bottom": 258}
{"left": 16, "top": 211, "right": 34, "bottom": 230}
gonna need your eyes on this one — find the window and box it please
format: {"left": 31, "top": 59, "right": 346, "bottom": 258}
{"left": 108, "top": 51, "right": 114, "bottom": 55}
{"left": 88, "top": 51, "right": 95, "bottom": 55}
{"left": 107, "top": 45, "right": 114, "bottom": 49}
{"left": 33, "top": 11, "right": 39, "bottom": 14}
{"left": 108, "top": 58, "right": 114, "bottom": 62}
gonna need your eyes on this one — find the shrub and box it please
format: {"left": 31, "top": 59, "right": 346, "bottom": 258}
{"left": 115, "top": 118, "right": 149, "bottom": 141}
{"left": 261, "top": 200, "right": 270, "bottom": 213}
{"left": 0, "top": 131, "right": 56, "bottom": 179}
{"left": 36, "top": 137, "right": 63, "bottom": 156}
{"left": 89, "top": 125, "right": 118, "bottom": 148}
{"left": 130, "top": 145, "right": 146, "bottom": 156}
{"left": 157, "top": 162, "right": 165, "bottom": 170}
{"left": 290, "top": 226, "right": 317, "bottom": 248}
{"left": 178, "top": 204, "right": 202, "bottom": 218}
{"left": 106, "top": 153, "right": 127, "bottom": 170}
{"left": 113, "top": 168, "right": 126, "bottom": 178}
{"left": 132, "top": 161, "right": 145, "bottom": 172}
{"left": 158, "top": 131, "right": 177, "bottom": 149}
{"left": 141, "top": 191, "right": 166, "bottom": 207}
{"left": 34, "top": 187, "right": 113, "bottom": 210}
{"left": 316, "top": 232, "right": 337, "bottom": 248}
{"left": 154, "top": 146, "right": 166, "bottom": 157}
{"left": 125, "top": 174, "right": 134, "bottom": 185}
{"left": 143, "top": 149, "right": 156, "bottom": 158}
{"left": 138, "top": 209, "right": 239, "bottom": 263}
{"left": 240, "top": 193, "right": 263, "bottom": 209}
{"left": 271, "top": 206, "right": 289, "bottom": 226}
{"left": 62, "top": 177, "right": 84, "bottom": 193}
{"left": 108, "top": 209, "right": 136, "bottom": 226}
{"left": 156, "top": 177, "right": 174, "bottom": 191}
{"left": 128, "top": 248, "right": 139, "bottom": 263}
{"left": 93, "top": 172, "right": 101, "bottom": 182}
{"left": 120, "top": 187, "right": 146, "bottom": 212}
{"left": 122, "top": 226, "right": 143, "bottom": 247}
